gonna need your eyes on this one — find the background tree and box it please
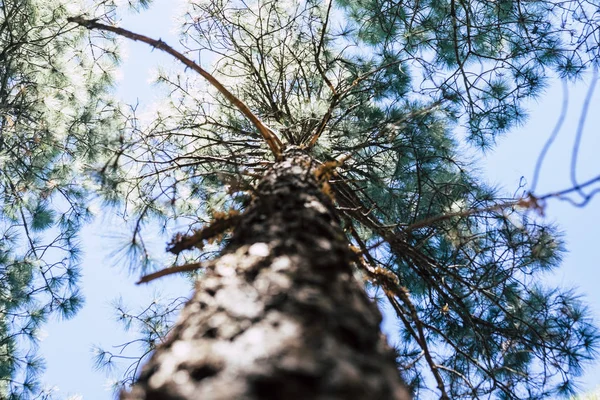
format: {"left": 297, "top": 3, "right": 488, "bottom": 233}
{"left": 0, "top": 0, "right": 121, "bottom": 398}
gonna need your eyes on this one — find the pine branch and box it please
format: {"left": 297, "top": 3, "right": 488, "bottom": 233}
{"left": 167, "top": 212, "right": 241, "bottom": 255}
{"left": 538, "top": 174, "right": 600, "bottom": 207}
{"left": 137, "top": 262, "right": 206, "bottom": 284}
{"left": 405, "top": 199, "right": 521, "bottom": 231}
{"left": 347, "top": 222, "right": 450, "bottom": 399}
{"left": 66, "top": 16, "right": 284, "bottom": 159}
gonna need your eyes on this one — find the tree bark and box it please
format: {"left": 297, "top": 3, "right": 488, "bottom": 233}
{"left": 121, "top": 150, "right": 411, "bottom": 400}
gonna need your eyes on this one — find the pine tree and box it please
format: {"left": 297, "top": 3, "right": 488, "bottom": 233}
{"left": 9, "top": 0, "right": 600, "bottom": 398}
{"left": 0, "top": 0, "right": 120, "bottom": 397}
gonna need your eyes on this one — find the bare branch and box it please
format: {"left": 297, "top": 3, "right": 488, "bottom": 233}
{"left": 167, "top": 212, "right": 242, "bottom": 255}
{"left": 137, "top": 262, "right": 206, "bottom": 284}
{"left": 538, "top": 173, "right": 600, "bottom": 207}
{"left": 570, "top": 67, "right": 598, "bottom": 198}
{"left": 531, "top": 80, "right": 569, "bottom": 193}
{"left": 67, "top": 16, "right": 284, "bottom": 159}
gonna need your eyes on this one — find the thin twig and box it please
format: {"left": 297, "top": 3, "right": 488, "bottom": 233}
{"left": 67, "top": 16, "right": 283, "bottom": 159}
{"left": 314, "top": 0, "right": 336, "bottom": 96}
{"left": 569, "top": 67, "right": 598, "bottom": 198}
{"left": 538, "top": 173, "right": 600, "bottom": 207}
{"left": 531, "top": 80, "right": 568, "bottom": 193}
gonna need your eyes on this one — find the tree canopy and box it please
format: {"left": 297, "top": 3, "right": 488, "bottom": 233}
{"left": 2, "top": 0, "right": 600, "bottom": 399}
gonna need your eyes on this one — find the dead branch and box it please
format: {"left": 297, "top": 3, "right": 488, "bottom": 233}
{"left": 137, "top": 262, "right": 206, "bottom": 284}
{"left": 167, "top": 212, "right": 242, "bottom": 255}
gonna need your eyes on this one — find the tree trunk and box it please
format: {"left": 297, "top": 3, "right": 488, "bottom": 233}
{"left": 121, "top": 150, "right": 411, "bottom": 400}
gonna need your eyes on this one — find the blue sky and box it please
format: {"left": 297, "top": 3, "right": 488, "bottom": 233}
{"left": 39, "top": 1, "right": 600, "bottom": 398}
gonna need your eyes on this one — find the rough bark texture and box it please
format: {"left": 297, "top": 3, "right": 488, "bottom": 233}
{"left": 122, "top": 150, "right": 411, "bottom": 400}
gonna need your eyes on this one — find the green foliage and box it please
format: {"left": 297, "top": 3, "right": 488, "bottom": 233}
{"left": 84, "top": 0, "right": 598, "bottom": 398}
{"left": 336, "top": 0, "right": 599, "bottom": 146}
{"left": 1, "top": 0, "right": 598, "bottom": 398}
{"left": 0, "top": 0, "right": 122, "bottom": 397}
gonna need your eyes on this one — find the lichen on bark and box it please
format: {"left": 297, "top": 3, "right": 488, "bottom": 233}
{"left": 122, "top": 150, "right": 411, "bottom": 400}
